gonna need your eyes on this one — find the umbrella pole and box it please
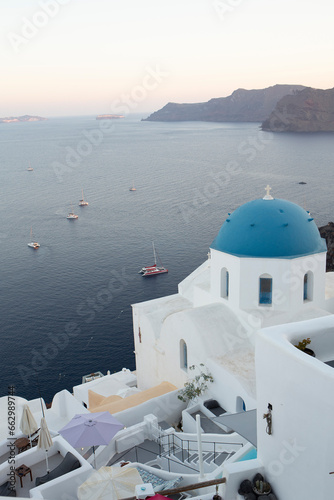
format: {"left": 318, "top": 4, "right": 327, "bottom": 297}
{"left": 196, "top": 414, "right": 205, "bottom": 480}
{"left": 45, "top": 450, "right": 50, "bottom": 473}
{"left": 29, "top": 434, "right": 32, "bottom": 450}
{"left": 93, "top": 445, "right": 96, "bottom": 469}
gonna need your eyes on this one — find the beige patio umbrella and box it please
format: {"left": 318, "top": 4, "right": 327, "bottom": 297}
{"left": 77, "top": 466, "right": 142, "bottom": 500}
{"left": 19, "top": 404, "right": 38, "bottom": 450}
{"left": 37, "top": 417, "right": 53, "bottom": 473}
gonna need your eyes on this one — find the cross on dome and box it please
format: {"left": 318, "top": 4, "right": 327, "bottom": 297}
{"left": 263, "top": 184, "right": 274, "bottom": 200}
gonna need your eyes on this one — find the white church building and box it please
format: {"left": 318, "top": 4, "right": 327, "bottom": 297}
{"left": 132, "top": 187, "right": 334, "bottom": 499}
{"left": 132, "top": 187, "right": 334, "bottom": 413}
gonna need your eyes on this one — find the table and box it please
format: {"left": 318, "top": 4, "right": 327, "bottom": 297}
{"left": 14, "top": 437, "right": 30, "bottom": 453}
{"left": 15, "top": 464, "right": 33, "bottom": 488}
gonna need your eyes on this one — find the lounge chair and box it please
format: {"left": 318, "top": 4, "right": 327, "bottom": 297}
{"left": 0, "top": 481, "right": 16, "bottom": 497}
{"left": 35, "top": 452, "right": 80, "bottom": 486}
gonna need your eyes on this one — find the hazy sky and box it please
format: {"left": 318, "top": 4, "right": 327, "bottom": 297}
{"left": 1, "top": 0, "right": 334, "bottom": 116}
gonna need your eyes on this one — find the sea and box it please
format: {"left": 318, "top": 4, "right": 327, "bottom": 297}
{"left": 0, "top": 114, "right": 333, "bottom": 404}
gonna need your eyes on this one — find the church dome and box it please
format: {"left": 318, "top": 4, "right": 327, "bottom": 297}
{"left": 211, "top": 197, "right": 327, "bottom": 258}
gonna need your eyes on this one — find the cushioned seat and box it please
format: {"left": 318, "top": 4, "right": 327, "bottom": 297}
{"left": 35, "top": 452, "right": 80, "bottom": 486}
{"left": 136, "top": 467, "right": 182, "bottom": 491}
{"left": 0, "top": 481, "right": 16, "bottom": 497}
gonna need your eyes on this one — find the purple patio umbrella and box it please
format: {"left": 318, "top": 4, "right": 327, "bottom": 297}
{"left": 59, "top": 412, "right": 123, "bottom": 468}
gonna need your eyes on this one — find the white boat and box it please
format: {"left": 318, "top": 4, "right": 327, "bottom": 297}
{"left": 139, "top": 242, "right": 168, "bottom": 276}
{"left": 27, "top": 227, "right": 40, "bottom": 249}
{"left": 79, "top": 189, "right": 89, "bottom": 206}
{"left": 67, "top": 204, "right": 78, "bottom": 219}
{"left": 27, "top": 162, "right": 33, "bottom": 171}
{"left": 129, "top": 181, "right": 136, "bottom": 191}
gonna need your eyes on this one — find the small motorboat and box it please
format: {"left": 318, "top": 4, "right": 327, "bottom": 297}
{"left": 27, "top": 227, "right": 40, "bottom": 249}
{"left": 67, "top": 204, "right": 78, "bottom": 219}
{"left": 67, "top": 212, "right": 78, "bottom": 220}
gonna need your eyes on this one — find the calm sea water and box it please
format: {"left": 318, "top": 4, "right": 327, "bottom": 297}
{"left": 0, "top": 115, "right": 333, "bottom": 402}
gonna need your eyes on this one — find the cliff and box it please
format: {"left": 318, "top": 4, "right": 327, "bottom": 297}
{"left": 143, "top": 85, "right": 306, "bottom": 122}
{"left": 0, "top": 115, "right": 46, "bottom": 123}
{"left": 319, "top": 223, "right": 334, "bottom": 272}
{"left": 262, "top": 87, "right": 334, "bottom": 132}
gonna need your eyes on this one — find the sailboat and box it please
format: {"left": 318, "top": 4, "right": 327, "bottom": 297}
{"left": 27, "top": 227, "right": 40, "bottom": 249}
{"left": 139, "top": 242, "right": 168, "bottom": 276}
{"left": 129, "top": 181, "right": 136, "bottom": 192}
{"left": 27, "top": 162, "right": 33, "bottom": 171}
{"left": 67, "top": 203, "right": 78, "bottom": 220}
{"left": 79, "top": 189, "right": 89, "bottom": 206}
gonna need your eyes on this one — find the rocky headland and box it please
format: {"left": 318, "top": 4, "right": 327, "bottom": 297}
{"left": 143, "top": 85, "right": 306, "bottom": 123}
{"left": 0, "top": 115, "right": 46, "bottom": 123}
{"left": 319, "top": 223, "right": 334, "bottom": 272}
{"left": 261, "top": 87, "right": 334, "bottom": 132}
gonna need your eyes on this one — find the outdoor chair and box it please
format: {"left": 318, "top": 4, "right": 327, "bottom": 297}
{"left": 35, "top": 452, "right": 80, "bottom": 486}
{"left": 0, "top": 481, "right": 16, "bottom": 497}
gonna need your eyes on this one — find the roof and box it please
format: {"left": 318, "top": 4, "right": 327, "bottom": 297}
{"left": 211, "top": 197, "right": 327, "bottom": 258}
{"left": 88, "top": 382, "right": 177, "bottom": 414}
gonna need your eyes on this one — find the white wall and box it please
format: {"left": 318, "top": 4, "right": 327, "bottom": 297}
{"left": 207, "top": 359, "right": 257, "bottom": 413}
{"left": 0, "top": 436, "right": 92, "bottom": 500}
{"left": 256, "top": 315, "right": 334, "bottom": 500}
{"left": 210, "top": 248, "right": 326, "bottom": 315}
{"left": 210, "top": 250, "right": 241, "bottom": 309}
{"left": 111, "top": 389, "right": 185, "bottom": 428}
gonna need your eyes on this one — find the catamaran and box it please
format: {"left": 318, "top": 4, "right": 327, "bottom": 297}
{"left": 27, "top": 227, "right": 40, "bottom": 249}
{"left": 139, "top": 242, "right": 168, "bottom": 276}
{"left": 79, "top": 189, "right": 89, "bottom": 206}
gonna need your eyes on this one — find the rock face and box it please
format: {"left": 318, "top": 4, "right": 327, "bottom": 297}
{"left": 143, "top": 85, "right": 305, "bottom": 122}
{"left": 319, "top": 223, "right": 334, "bottom": 272}
{"left": 262, "top": 87, "right": 334, "bottom": 132}
{"left": 0, "top": 115, "right": 46, "bottom": 123}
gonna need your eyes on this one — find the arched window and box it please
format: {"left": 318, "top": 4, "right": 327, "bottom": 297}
{"left": 304, "top": 271, "right": 313, "bottom": 301}
{"left": 221, "top": 268, "right": 229, "bottom": 299}
{"left": 259, "top": 274, "right": 272, "bottom": 305}
{"left": 180, "top": 339, "right": 188, "bottom": 370}
{"left": 236, "top": 396, "right": 246, "bottom": 412}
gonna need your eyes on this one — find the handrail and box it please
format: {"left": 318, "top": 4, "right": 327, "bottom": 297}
{"left": 121, "top": 477, "right": 226, "bottom": 500}
{"left": 108, "top": 443, "right": 201, "bottom": 473}
{"left": 159, "top": 431, "right": 243, "bottom": 468}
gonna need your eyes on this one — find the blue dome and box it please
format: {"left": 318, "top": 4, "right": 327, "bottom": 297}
{"left": 211, "top": 198, "right": 327, "bottom": 258}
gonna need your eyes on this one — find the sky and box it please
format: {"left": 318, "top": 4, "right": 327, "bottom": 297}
{"left": 1, "top": 0, "right": 334, "bottom": 117}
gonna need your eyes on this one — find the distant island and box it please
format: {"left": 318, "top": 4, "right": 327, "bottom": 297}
{"left": 143, "top": 85, "right": 306, "bottom": 123}
{"left": 143, "top": 85, "right": 334, "bottom": 132}
{"left": 96, "top": 114, "right": 124, "bottom": 120}
{"left": 261, "top": 87, "right": 334, "bottom": 132}
{"left": 0, "top": 115, "right": 46, "bottom": 123}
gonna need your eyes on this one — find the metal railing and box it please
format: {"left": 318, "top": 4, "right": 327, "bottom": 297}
{"left": 107, "top": 442, "right": 200, "bottom": 473}
{"left": 159, "top": 430, "right": 243, "bottom": 467}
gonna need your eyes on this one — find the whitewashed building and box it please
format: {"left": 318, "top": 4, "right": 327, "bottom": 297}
{"left": 132, "top": 187, "right": 334, "bottom": 415}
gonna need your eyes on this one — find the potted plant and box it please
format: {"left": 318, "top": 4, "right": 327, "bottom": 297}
{"left": 177, "top": 364, "right": 214, "bottom": 403}
{"left": 253, "top": 479, "right": 271, "bottom": 496}
{"left": 294, "top": 337, "right": 315, "bottom": 357}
